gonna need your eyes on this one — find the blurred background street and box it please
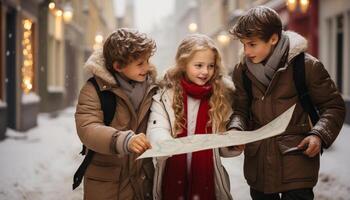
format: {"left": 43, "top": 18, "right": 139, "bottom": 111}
{"left": 0, "top": 0, "right": 349, "bottom": 199}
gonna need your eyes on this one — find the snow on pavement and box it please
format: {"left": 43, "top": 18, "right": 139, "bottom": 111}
{"left": 0, "top": 107, "right": 349, "bottom": 199}
{"left": 0, "top": 108, "right": 82, "bottom": 200}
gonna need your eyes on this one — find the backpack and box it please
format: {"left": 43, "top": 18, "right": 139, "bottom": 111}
{"left": 73, "top": 77, "right": 117, "bottom": 190}
{"left": 242, "top": 53, "right": 320, "bottom": 126}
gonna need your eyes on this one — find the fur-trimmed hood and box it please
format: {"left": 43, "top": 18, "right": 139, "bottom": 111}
{"left": 84, "top": 49, "right": 157, "bottom": 85}
{"left": 285, "top": 31, "right": 308, "bottom": 62}
{"left": 239, "top": 30, "right": 308, "bottom": 63}
{"left": 84, "top": 49, "right": 116, "bottom": 84}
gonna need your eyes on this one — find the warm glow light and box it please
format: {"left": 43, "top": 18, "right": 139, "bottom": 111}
{"left": 188, "top": 23, "right": 198, "bottom": 33}
{"left": 287, "top": 0, "right": 297, "bottom": 12}
{"left": 22, "top": 19, "right": 34, "bottom": 94}
{"left": 217, "top": 32, "right": 231, "bottom": 46}
{"left": 63, "top": 3, "right": 74, "bottom": 23}
{"left": 56, "top": 10, "right": 63, "bottom": 17}
{"left": 300, "top": 0, "right": 310, "bottom": 13}
{"left": 63, "top": 10, "right": 73, "bottom": 22}
{"left": 95, "top": 34, "right": 103, "bottom": 44}
{"left": 23, "top": 20, "right": 32, "bottom": 30}
{"left": 48, "top": 2, "right": 55, "bottom": 10}
{"left": 93, "top": 34, "right": 104, "bottom": 50}
{"left": 24, "top": 31, "right": 30, "bottom": 38}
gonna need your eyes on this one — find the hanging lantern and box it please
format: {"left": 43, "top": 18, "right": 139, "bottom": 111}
{"left": 300, "top": 0, "right": 310, "bottom": 13}
{"left": 287, "top": 0, "right": 297, "bottom": 12}
{"left": 48, "top": 2, "right": 55, "bottom": 10}
{"left": 63, "top": 3, "right": 74, "bottom": 23}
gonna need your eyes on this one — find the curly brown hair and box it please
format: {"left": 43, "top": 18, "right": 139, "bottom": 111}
{"left": 163, "top": 34, "right": 231, "bottom": 136}
{"left": 103, "top": 28, "right": 156, "bottom": 72}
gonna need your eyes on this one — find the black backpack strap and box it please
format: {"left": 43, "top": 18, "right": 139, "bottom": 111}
{"left": 88, "top": 77, "right": 117, "bottom": 126}
{"left": 73, "top": 77, "right": 117, "bottom": 190}
{"left": 292, "top": 53, "right": 320, "bottom": 126}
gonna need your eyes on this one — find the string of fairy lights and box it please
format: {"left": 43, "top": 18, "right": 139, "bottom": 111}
{"left": 21, "top": 19, "right": 34, "bottom": 94}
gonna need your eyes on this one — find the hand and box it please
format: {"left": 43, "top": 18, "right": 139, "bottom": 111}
{"left": 297, "top": 135, "right": 322, "bottom": 157}
{"left": 222, "top": 127, "right": 241, "bottom": 135}
{"left": 228, "top": 144, "right": 245, "bottom": 151}
{"left": 128, "top": 133, "right": 152, "bottom": 154}
{"left": 229, "top": 127, "right": 241, "bottom": 132}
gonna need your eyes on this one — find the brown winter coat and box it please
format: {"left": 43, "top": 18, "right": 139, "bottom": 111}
{"left": 228, "top": 31, "right": 345, "bottom": 193}
{"left": 75, "top": 50, "right": 158, "bottom": 200}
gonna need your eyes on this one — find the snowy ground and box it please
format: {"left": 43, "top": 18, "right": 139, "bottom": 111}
{"left": 0, "top": 107, "right": 349, "bottom": 199}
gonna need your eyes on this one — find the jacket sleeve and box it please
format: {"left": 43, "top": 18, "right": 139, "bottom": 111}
{"left": 75, "top": 82, "right": 134, "bottom": 155}
{"left": 227, "top": 64, "right": 250, "bottom": 131}
{"left": 307, "top": 60, "right": 346, "bottom": 148}
{"left": 146, "top": 94, "right": 173, "bottom": 164}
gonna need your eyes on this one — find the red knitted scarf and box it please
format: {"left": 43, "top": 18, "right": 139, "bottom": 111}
{"left": 162, "top": 78, "right": 216, "bottom": 200}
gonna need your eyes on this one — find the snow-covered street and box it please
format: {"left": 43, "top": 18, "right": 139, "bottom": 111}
{"left": 0, "top": 107, "right": 349, "bottom": 199}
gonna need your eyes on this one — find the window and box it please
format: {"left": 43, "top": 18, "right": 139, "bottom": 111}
{"left": 47, "top": 9, "right": 64, "bottom": 92}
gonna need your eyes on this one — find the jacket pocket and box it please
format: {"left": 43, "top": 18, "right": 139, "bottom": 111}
{"left": 84, "top": 164, "right": 122, "bottom": 200}
{"left": 85, "top": 162, "right": 122, "bottom": 182}
{"left": 277, "top": 134, "right": 319, "bottom": 183}
{"left": 244, "top": 140, "right": 262, "bottom": 183}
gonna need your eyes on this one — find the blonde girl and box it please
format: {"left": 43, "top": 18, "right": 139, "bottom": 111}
{"left": 147, "top": 34, "right": 243, "bottom": 200}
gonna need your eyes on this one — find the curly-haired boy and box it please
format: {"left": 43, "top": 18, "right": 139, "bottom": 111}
{"left": 75, "top": 28, "right": 157, "bottom": 200}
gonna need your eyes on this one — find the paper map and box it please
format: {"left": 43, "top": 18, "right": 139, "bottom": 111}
{"left": 138, "top": 104, "right": 295, "bottom": 159}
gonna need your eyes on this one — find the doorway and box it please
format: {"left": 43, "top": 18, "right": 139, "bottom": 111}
{"left": 5, "top": 8, "right": 17, "bottom": 129}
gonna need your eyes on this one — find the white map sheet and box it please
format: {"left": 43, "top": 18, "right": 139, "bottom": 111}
{"left": 138, "top": 104, "right": 295, "bottom": 159}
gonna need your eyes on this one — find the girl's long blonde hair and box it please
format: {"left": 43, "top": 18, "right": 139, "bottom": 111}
{"left": 162, "top": 34, "right": 232, "bottom": 137}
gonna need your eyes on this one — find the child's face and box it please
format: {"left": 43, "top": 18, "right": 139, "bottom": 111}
{"left": 114, "top": 55, "right": 150, "bottom": 82}
{"left": 185, "top": 49, "right": 215, "bottom": 86}
{"left": 240, "top": 34, "right": 278, "bottom": 64}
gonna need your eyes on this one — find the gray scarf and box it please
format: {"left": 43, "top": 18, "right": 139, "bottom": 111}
{"left": 245, "top": 32, "right": 289, "bottom": 86}
{"left": 115, "top": 73, "right": 148, "bottom": 112}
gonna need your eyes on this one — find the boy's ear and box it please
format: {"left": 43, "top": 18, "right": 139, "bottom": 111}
{"left": 113, "top": 63, "right": 122, "bottom": 72}
{"left": 270, "top": 33, "right": 279, "bottom": 45}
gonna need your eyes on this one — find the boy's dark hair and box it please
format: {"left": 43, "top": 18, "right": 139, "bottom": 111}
{"left": 229, "top": 6, "right": 282, "bottom": 42}
{"left": 103, "top": 28, "right": 156, "bottom": 72}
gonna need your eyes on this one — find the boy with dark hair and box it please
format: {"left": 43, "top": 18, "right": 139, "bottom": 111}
{"left": 228, "top": 6, "right": 345, "bottom": 199}
{"left": 75, "top": 28, "right": 157, "bottom": 199}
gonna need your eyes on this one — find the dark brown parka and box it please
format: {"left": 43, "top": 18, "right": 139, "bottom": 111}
{"left": 229, "top": 31, "right": 345, "bottom": 193}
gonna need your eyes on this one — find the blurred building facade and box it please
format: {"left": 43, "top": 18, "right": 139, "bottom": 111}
{"left": 175, "top": 0, "right": 199, "bottom": 43}
{"left": 150, "top": 14, "right": 177, "bottom": 75}
{"left": 318, "top": 0, "right": 350, "bottom": 123}
{"left": 1, "top": 0, "right": 42, "bottom": 135}
{"left": 120, "top": 0, "right": 134, "bottom": 28}
{"left": 0, "top": 0, "right": 118, "bottom": 139}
